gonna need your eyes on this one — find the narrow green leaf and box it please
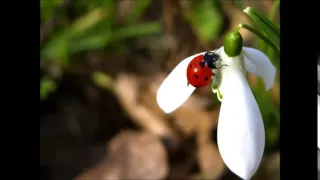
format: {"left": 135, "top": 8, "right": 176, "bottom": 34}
{"left": 94, "top": 0, "right": 115, "bottom": 7}
{"left": 41, "top": 7, "right": 110, "bottom": 62}
{"left": 40, "top": 0, "right": 64, "bottom": 22}
{"left": 243, "top": 7, "right": 280, "bottom": 50}
{"left": 237, "top": 24, "right": 279, "bottom": 52}
{"left": 113, "top": 22, "right": 162, "bottom": 40}
{"left": 258, "top": 0, "right": 280, "bottom": 58}
{"left": 68, "top": 22, "right": 161, "bottom": 53}
{"left": 269, "top": 0, "right": 280, "bottom": 21}
{"left": 245, "top": 7, "right": 280, "bottom": 37}
{"left": 92, "top": 71, "right": 114, "bottom": 91}
{"left": 126, "top": 0, "right": 151, "bottom": 24}
{"left": 40, "top": 77, "right": 57, "bottom": 101}
{"left": 40, "top": 38, "right": 69, "bottom": 65}
{"left": 69, "top": 33, "right": 111, "bottom": 53}
{"left": 251, "top": 86, "right": 280, "bottom": 150}
{"left": 71, "top": 7, "right": 107, "bottom": 36}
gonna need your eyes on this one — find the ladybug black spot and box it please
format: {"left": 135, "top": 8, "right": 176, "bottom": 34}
{"left": 195, "top": 74, "right": 199, "bottom": 79}
{"left": 199, "top": 61, "right": 205, "bottom": 68}
{"left": 204, "top": 76, "right": 208, "bottom": 81}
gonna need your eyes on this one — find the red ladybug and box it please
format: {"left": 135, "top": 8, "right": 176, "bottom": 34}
{"left": 186, "top": 51, "right": 226, "bottom": 88}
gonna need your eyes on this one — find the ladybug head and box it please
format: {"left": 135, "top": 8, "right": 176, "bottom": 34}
{"left": 204, "top": 51, "right": 220, "bottom": 68}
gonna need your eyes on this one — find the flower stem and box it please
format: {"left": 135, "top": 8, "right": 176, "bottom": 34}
{"left": 236, "top": 23, "right": 279, "bottom": 53}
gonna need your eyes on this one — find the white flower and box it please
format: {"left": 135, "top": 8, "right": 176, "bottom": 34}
{"left": 156, "top": 46, "right": 276, "bottom": 179}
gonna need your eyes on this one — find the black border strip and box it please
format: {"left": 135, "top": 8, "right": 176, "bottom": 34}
{"left": 280, "top": 0, "right": 318, "bottom": 179}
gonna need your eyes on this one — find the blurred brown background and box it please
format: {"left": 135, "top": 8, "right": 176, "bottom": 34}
{"left": 40, "top": 0, "right": 280, "bottom": 179}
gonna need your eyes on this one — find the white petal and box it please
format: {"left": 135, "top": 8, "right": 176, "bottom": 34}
{"left": 217, "top": 47, "right": 246, "bottom": 96}
{"left": 318, "top": 95, "right": 320, "bottom": 148}
{"left": 243, "top": 47, "right": 276, "bottom": 90}
{"left": 218, "top": 47, "right": 245, "bottom": 73}
{"left": 157, "top": 52, "right": 205, "bottom": 113}
{"left": 217, "top": 69, "right": 265, "bottom": 180}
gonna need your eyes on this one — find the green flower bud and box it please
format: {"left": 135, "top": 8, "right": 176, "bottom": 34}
{"left": 223, "top": 30, "right": 243, "bottom": 57}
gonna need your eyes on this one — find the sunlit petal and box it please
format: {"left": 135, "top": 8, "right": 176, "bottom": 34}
{"left": 217, "top": 69, "right": 265, "bottom": 180}
{"left": 157, "top": 52, "right": 205, "bottom": 113}
{"left": 243, "top": 47, "right": 276, "bottom": 90}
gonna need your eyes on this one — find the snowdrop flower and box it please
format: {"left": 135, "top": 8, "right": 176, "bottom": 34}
{"left": 156, "top": 31, "right": 276, "bottom": 179}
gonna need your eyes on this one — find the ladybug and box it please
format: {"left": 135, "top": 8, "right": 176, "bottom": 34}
{"left": 186, "top": 51, "right": 227, "bottom": 88}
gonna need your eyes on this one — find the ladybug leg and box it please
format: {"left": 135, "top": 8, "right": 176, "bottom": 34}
{"left": 212, "top": 74, "right": 218, "bottom": 80}
{"left": 216, "top": 64, "right": 228, "bottom": 69}
{"left": 212, "top": 75, "right": 216, "bottom": 79}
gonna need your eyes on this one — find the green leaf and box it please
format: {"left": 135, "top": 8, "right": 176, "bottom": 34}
{"left": 40, "top": 77, "right": 57, "bottom": 101}
{"left": 40, "top": 7, "right": 110, "bottom": 63}
{"left": 243, "top": 7, "right": 280, "bottom": 51}
{"left": 70, "top": 21, "right": 161, "bottom": 53}
{"left": 71, "top": 7, "right": 108, "bottom": 36}
{"left": 245, "top": 7, "right": 280, "bottom": 37}
{"left": 237, "top": 24, "right": 279, "bottom": 52}
{"left": 41, "top": 21, "right": 161, "bottom": 63}
{"left": 92, "top": 71, "right": 114, "bottom": 91}
{"left": 185, "top": 0, "right": 223, "bottom": 43}
{"left": 126, "top": 0, "right": 151, "bottom": 24}
{"left": 113, "top": 22, "right": 162, "bottom": 40}
{"left": 269, "top": 0, "right": 280, "bottom": 21}
{"left": 40, "top": 0, "right": 64, "bottom": 22}
{"left": 40, "top": 37, "right": 69, "bottom": 65}
{"left": 258, "top": 0, "right": 280, "bottom": 63}
{"left": 69, "top": 32, "right": 112, "bottom": 53}
{"left": 251, "top": 85, "right": 280, "bottom": 151}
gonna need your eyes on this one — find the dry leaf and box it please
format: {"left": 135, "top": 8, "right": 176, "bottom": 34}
{"left": 169, "top": 88, "right": 217, "bottom": 139}
{"left": 197, "top": 143, "right": 225, "bottom": 180}
{"left": 252, "top": 151, "right": 280, "bottom": 180}
{"left": 76, "top": 130, "right": 168, "bottom": 180}
{"left": 114, "top": 73, "right": 178, "bottom": 140}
